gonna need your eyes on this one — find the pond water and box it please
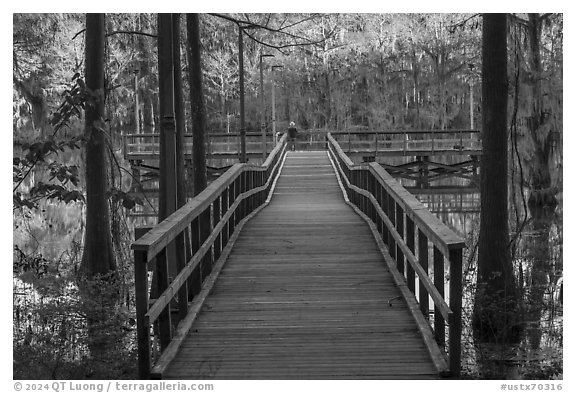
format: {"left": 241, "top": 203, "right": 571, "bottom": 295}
{"left": 13, "top": 146, "right": 562, "bottom": 379}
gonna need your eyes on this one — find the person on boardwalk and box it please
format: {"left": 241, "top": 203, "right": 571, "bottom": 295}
{"left": 287, "top": 121, "right": 298, "bottom": 151}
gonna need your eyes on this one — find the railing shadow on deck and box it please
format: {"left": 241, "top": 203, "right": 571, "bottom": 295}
{"left": 327, "top": 133, "right": 465, "bottom": 378}
{"left": 131, "top": 135, "right": 287, "bottom": 379}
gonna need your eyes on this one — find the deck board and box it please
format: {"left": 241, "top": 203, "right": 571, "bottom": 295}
{"left": 163, "top": 151, "right": 438, "bottom": 379}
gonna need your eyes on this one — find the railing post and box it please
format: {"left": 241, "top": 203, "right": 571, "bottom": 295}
{"left": 260, "top": 170, "right": 266, "bottom": 204}
{"left": 200, "top": 207, "right": 213, "bottom": 279}
{"left": 418, "top": 229, "right": 429, "bottom": 319}
{"left": 348, "top": 131, "right": 351, "bottom": 152}
{"left": 449, "top": 248, "right": 463, "bottom": 377}
{"left": 395, "top": 203, "right": 404, "bottom": 275}
{"left": 221, "top": 187, "right": 230, "bottom": 247}
{"left": 388, "top": 195, "right": 396, "bottom": 261}
{"left": 373, "top": 176, "right": 380, "bottom": 225}
{"left": 364, "top": 171, "right": 370, "bottom": 216}
{"left": 381, "top": 189, "right": 389, "bottom": 247}
{"left": 249, "top": 170, "right": 255, "bottom": 212}
{"left": 433, "top": 246, "right": 445, "bottom": 347}
{"left": 406, "top": 216, "right": 415, "bottom": 294}
{"left": 213, "top": 195, "right": 222, "bottom": 261}
{"left": 403, "top": 131, "right": 407, "bottom": 155}
{"left": 369, "top": 174, "right": 376, "bottom": 223}
{"left": 359, "top": 171, "right": 364, "bottom": 210}
{"left": 134, "top": 250, "right": 151, "bottom": 379}
{"left": 175, "top": 229, "right": 188, "bottom": 322}
{"left": 155, "top": 248, "right": 172, "bottom": 351}
{"left": 239, "top": 172, "right": 245, "bottom": 221}
{"left": 189, "top": 218, "right": 201, "bottom": 297}
{"left": 230, "top": 181, "right": 238, "bottom": 232}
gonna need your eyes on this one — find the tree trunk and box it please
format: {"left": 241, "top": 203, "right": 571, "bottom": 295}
{"left": 136, "top": 15, "right": 155, "bottom": 133}
{"left": 186, "top": 13, "right": 207, "bottom": 195}
{"left": 186, "top": 13, "right": 210, "bottom": 297}
{"left": 157, "top": 13, "right": 179, "bottom": 284}
{"left": 80, "top": 13, "right": 117, "bottom": 361}
{"left": 158, "top": 13, "right": 178, "bottom": 222}
{"left": 284, "top": 72, "right": 290, "bottom": 126}
{"left": 473, "top": 13, "right": 521, "bottom": 343}
{"left": 172, "top": 13, "right": 190, "bottom": 317}
{"left": 172, "top": 14, "right": 187, "bottom": 208}
{"left": 411, "top": 50, "right": 421, "bottom": 129}
{"left": 81, "top": 13, "right": 115, "bottom": 277}
{"left": 526, "top": 13, "right": 557, "bottom": 209}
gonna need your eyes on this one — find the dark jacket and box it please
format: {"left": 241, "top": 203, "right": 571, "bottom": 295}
{"left": 287, "top": 126, "right": 297, "bottom": 138}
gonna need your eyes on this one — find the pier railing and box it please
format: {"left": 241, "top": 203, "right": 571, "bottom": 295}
{"left": 123, "top": 129, "right": 480, "bottom": 162}
{"left": 131, "top": 135, "right": 287, "bottom": 379}
{"left": 330, "top": 129, "right": 481, "bottom": 156}
{"left": 327, "top": 133, "right": 465, "bottom": 377}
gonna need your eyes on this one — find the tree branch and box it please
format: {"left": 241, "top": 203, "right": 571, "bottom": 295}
{"left": 209, "top": 13, "right": 330, "bottom": 50}
{"left": 106, "top": 30, "right": 157, "bottom": 39}
{"left": 73, "top": 28, "right": 157, "bottom": 41}
{"left": 446, "top": 13, "right": 481, "bottom": 32}
{"left": 242, "top": 29, "right": 325, "bottom": 54}
{"left": 72, "top": 29, "right": 86, "bottom": 41}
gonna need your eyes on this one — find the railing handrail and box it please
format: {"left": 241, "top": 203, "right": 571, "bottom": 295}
{"left": 327, "top": 133, "right": 465, "bottom": 255}
{"left": 302, "top": 129, "right": 481, "bottom": 135}
{"left": 123, "top": 129, "right": 481, "bottom": 139}
{"left": 131, "top": 134, "right": 287, "bottom": 260}
{"left": 123, "top": 132, "right": 271, "bottom": 138}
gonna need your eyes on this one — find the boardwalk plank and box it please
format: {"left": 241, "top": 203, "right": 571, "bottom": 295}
{"left": 163, "top": 151, "right": 438, "bottom": 380}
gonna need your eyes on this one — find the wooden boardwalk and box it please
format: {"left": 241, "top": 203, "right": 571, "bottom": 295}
{"left": 163, "top": 151, "right": 439, "bottom": 379}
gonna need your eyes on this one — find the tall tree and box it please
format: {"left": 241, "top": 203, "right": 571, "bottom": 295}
{"left": 172, "top": 13, "right": 191, "bottom": 313}
{"left": 81, "top": 13, "right": 116, "bottom": 277}
{"left": 158, "top": 13, "right": 178, "bottom": 221}
{"left": 136, "top": 14, "right": 156, "bottom": 133}
{"left": 473, "top": 13, "right": 519, "bottom": 342}
{"left": 172, "top": 13, "right": 187, "bottom": 208}
{"left": 187, "top": 13, "right": 208, "bottom": 195}
{"left": 525, "top": 13, "right": 558, "bottom": 209}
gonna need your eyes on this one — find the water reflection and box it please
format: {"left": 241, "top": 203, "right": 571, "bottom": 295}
{"left": 13, "top": 149, "right": 85, "bottom": 261}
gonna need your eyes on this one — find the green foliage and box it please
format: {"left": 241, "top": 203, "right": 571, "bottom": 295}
{"left": 13, "top": 245, "right": 50, "bottom": 277}
{"left": 50, "top": 73, "right": 88, "bottom": 132}
{"left": 14, "top": 136, "right": 85, "bottom": 210}
{"left": 108, "top": 188, "right": 144, "bottom": 210}
{"left": 13, "top": 245, "right": 137, "bottom": 379}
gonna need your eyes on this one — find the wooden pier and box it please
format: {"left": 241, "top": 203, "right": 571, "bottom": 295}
{"left": 161, "top": 152, "right": 440, "bottom": 379}
{"left": 131, "top": 134, "right": 466, "bottom": 380}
